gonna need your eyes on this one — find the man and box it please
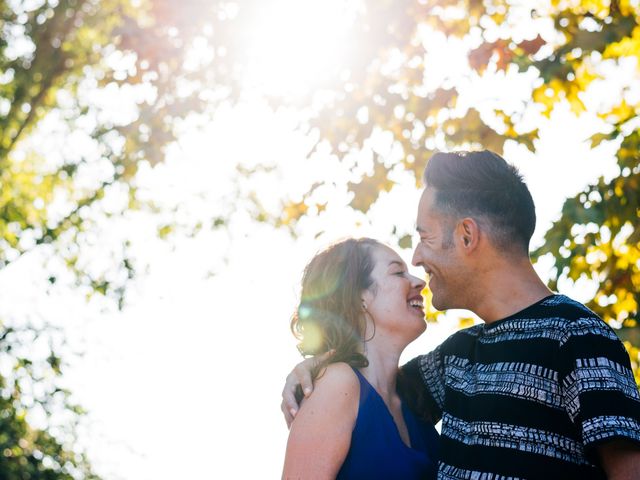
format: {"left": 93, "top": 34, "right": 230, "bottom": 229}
{"left": 282, "top": 150, "right": 640, "bottom": 479}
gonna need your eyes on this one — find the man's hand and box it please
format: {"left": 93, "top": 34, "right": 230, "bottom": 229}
{"left": 281, "top": 350, "right": 335, "bottom": 428}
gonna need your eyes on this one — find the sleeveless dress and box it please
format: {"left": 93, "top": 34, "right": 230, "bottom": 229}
{"left": 336, "top": 367, "right": 439, "bottom": 479}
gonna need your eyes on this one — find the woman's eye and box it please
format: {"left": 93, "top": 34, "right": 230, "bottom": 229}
{"left": 394, "top": 271, "right": 405, "bottom": 276}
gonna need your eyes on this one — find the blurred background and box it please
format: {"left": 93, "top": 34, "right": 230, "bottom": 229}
{"left": 0, "top": 0, "right": 639, "bottom": 478}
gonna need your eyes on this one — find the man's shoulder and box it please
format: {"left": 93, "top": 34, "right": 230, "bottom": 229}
{"left": 539, "top": 295, "right": 620, "bottom": 345}
{"left": 538, "top": 294, "right": 599, "bottom": 320}
{"left": 438, "top": 324, "right": 484, "bottom": 349}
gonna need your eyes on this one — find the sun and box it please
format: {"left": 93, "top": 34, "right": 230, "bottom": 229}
{"left": 241, "top": 0, "right": 362, "bottom": 98}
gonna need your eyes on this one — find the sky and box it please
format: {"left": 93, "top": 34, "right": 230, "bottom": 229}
{"left": 0, "top": 0, "right": 632, "bottom": 478}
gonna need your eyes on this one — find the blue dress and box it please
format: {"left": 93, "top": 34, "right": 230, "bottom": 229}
{"left": 336, "top": 367, "right": 439, "bottom": 479}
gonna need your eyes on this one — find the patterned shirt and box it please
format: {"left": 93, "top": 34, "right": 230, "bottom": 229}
{"left": 401, "top": 294, "right": 640, "bottom": 479}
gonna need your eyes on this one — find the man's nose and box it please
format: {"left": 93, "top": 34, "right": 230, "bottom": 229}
{"left": 411, "top": 247, "right": 420, "bottom": 266}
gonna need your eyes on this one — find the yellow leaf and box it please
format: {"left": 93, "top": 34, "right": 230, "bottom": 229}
{"left": 600, "top": 99, "right": 635, "bottom": 122}
{"left": 603, "top": 26, "right": 640, "bottom": 61}
{"left": 348, "top": 161, "right": 394, "bottom": 212}
{"left": 280, "top": 201, "right": 308, "bottom": 226}
{"left": 532, "top": 79, "right": 565, "bottom": 117}
{"left": 457, "top": 316, "right": 477, "bottom": 329}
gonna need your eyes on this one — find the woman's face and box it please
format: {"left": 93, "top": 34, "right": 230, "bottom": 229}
{"left": 361, "top": 245, "right": 427, "bottom": 342}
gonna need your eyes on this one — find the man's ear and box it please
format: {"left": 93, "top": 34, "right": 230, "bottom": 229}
{"left": 457, "top": 217, "right": 480, "bottom": 253}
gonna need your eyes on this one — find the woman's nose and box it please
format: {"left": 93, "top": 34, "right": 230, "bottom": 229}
{"left": 411, "top": 274, "right": 426, "bottom": 290}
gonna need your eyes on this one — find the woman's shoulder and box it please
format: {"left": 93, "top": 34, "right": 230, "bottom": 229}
{"left": 315, "top": 362, "right": 360, "bottom": 394}
{"left": 297, "top": 361, "right": 360, "bottom": 422}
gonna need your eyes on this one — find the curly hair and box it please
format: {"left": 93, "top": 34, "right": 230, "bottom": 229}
{"left": 291, "top": 237, "right": 382, "bottom": 370}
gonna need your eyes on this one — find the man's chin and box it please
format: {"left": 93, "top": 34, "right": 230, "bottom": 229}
{"left": 431, "top": 296, "right": 450, "bottom": 312}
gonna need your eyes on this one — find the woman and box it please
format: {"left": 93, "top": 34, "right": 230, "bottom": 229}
{"left": 282, "top": 238, "right": 439, "bottom": 479}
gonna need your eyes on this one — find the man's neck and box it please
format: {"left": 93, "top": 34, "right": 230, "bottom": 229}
{"left": 471, "top": 257, "right": 553, "bottom": 324}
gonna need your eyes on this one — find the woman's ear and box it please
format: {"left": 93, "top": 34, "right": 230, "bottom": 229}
{"left": 361, "top": 288, "right": 374, "bottom": 311}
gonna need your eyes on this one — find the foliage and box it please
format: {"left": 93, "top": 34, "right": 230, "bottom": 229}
{"left": 0, "top": 0, "right": 242, "bottom": 297}
{"left": 0, "top": 324, "right": 99, "bottom": 480}
{"left": 1, "top": 0, "right": 639, "bottom": 474}
{"left": 0, "top": 0, "right": 238, "bottom": 476}
{"left": 250, "top": 1, "right": 640, "bottom": 374}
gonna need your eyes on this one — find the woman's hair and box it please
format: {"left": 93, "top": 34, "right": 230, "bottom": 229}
{"left": 290, "top": 237, "right": 382, "bottom": 370}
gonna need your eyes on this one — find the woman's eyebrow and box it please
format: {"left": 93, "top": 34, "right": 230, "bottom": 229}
{"left": 388, "top": 261, "right": 405, "bottom": 268}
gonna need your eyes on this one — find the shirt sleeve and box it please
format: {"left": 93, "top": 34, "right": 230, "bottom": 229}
{"left": 558, "top": 315, "right": 640, "bottom": 456}
{"left": 399, "top": 343, "right": 446, "bottom": 424}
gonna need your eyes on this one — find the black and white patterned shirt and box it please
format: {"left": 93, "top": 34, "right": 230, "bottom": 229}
{"left": 401, "top": 294, "right": 640, "bottom": 479}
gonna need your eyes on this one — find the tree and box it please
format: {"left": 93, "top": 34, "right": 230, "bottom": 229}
{"left": 1, "top": 0, "right": 639, "bottom": 475}
{"left": 0, "top": 0, "right": 246, "bottom": 295}
{"left": 248, "top": 1, "right": 640, "bottom": 377}
{"left": 0, "top": 0, "right": 242, "bottom": 476}
{"left": 0, "top": 326, "right": 99, "bottom": 479}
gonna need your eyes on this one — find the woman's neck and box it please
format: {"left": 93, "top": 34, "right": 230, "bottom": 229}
{"left": 359, "top": 338, "right": 404, "bottom": 399}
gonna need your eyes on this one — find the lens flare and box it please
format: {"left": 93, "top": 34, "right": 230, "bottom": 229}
{"left": 300, "top": 320, "right": 324, "bottom": 353}
{"left": 297, "top": 304, "right": 312, "bottom": 319}
{"left": 300, "top": 273, "right": 342, "bottom": 303}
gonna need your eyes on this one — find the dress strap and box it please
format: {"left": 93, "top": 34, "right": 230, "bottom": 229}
{"left": 349, "top": 366, "right": 372, "bottom": 408}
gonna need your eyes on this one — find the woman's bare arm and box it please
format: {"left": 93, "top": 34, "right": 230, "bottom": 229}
{"left": 282, "top": 362, "right": 359, "bottom": 479}
{"left": 281, "top": 351, "right": 335, "bottom": 427}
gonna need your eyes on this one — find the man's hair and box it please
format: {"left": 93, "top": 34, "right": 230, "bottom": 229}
{"left": 423, "top": 150, "right": 536, "bottom": 255}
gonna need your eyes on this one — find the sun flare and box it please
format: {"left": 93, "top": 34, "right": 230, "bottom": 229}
{"left": 242, "top": 0, "right": 361, "bottom": 97}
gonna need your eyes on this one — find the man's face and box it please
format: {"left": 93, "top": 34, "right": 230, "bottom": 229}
{"left": 412, "top": 188, "right": 466, "bottom": 311}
